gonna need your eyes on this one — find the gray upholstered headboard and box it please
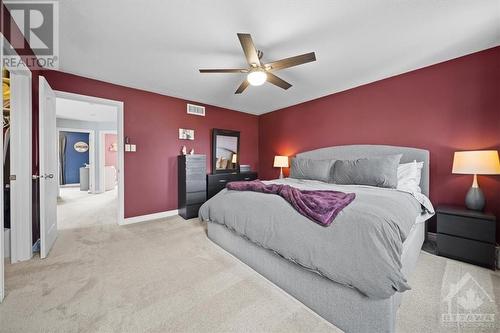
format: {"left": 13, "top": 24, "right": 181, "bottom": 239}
{"left": 296, "top": 145, "right": 430, "bottom": 196}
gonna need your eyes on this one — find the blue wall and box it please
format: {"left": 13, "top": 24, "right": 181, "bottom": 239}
{"left": 57, "top": 118, "right": 117, "bottom": 191}
{"left": 61, "top": 131, "right": 90, "bottom": 184}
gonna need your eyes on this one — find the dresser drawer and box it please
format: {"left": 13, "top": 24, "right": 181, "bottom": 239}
{"left": 208, "top": 173, "right": 234, "bottom": 185}
{"left": 207, "top": 184, "right": 225, "bottom": 199}
{"left": 238, "top": 173, "right": 257, "bottom": 181}
{"left": 437, "top": 213, "right": 495, "bottom": 244}
{"left": 186, "top": 191, "right": 206, "bottom": 205}
{"left": 206, "top": 172, "right": 258, "bottom": 200}
{"left": 186, "top": 167, "right": 206, "bottom": 180}
{"left": 207, "top": 172, "right": 258, "bottom": 185}
{"left": 185, "top": 155, "right": 205, "bottom": 163}
{"left": 437, "top": 233, "right": 495, "bottom": 269}
{"left": 186, "top": 180, "right": 206, "bottom": 192}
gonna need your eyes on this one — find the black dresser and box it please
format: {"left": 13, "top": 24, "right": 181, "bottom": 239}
{"left": 207, "top": 172, "right": 258, "bottom": 200}
{"left": 178, "top": 155, "right": 207, "bottom": 219}
{"left": 436, "top": 205, "right": 496, "bottom": 269}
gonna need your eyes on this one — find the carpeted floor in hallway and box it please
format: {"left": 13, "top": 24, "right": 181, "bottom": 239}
{"left": 57, "top": 186, "right": 118, "bottom": 230}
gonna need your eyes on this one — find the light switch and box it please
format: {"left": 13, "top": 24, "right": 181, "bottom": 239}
{"left": 125, "top": 144, "right": 131, "bottom": 152}
{"left": 131, "top": 144, "right": 137, "bottom": 152}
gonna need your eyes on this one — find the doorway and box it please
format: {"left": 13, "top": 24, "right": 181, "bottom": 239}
{"left": 54, "top": 94, "right": 123, "bottom": 230}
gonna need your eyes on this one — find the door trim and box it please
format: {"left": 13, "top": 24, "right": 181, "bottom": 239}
{"left": 8, "top": 67, "right": 33, "bottom": 263}
{"left": 53, "top": 91, "right": 125, "bottom": 225}
{"left": 0, "top": 34, "right": 5, "bottom": 302}
{"left": 56, "top": 128, "right": 96, "bottom": 194}
{"left": 99, "top": 130, "right": 118, "bottom": 193}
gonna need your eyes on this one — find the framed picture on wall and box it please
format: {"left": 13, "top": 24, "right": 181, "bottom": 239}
{"left": 179, "top": 128, "right": 195, "bottom": 140}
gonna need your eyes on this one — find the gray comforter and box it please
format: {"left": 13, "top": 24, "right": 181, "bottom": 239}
{"left": 199, "top": 178, "right": 426, "bottom": 299}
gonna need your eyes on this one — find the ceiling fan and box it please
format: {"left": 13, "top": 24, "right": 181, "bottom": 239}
{"left": 199, "top": 33, "right": 316, "bottom": 94}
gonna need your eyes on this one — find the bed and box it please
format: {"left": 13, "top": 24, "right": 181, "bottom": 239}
{"left": 200, "top": 145, "right": 433, "bottom": 333}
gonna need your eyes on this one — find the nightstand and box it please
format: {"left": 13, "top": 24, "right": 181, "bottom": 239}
{"left": 436, "top": 205, "right": 496, "bottom": 269}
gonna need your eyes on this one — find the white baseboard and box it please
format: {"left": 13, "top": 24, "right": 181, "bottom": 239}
{"left": 122, "top": 209, "right": 179, "bottom": 225}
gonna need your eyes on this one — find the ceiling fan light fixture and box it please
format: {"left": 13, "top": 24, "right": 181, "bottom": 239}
{"left": 247, "top": 69, "right": 267, "bottom": 86}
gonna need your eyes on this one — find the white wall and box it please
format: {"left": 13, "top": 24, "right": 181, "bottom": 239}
{"left": 57, "top": 118, "right": 117, "bottom": 191}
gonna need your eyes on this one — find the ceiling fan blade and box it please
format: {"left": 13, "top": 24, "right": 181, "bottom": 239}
{"left": 265, "top": 52, "right": 316, "bottom": 71}
{"left": 235, "top": 80, "right": 250, "bottom": 94}
{"left": 237, "top": 33, "right": 261, "bottom": 66}
{"left": 199, "top": 69, "right": 248, "bottom": 73}
{"left": 267, "top": 73, "right": 292, "bottom": 90}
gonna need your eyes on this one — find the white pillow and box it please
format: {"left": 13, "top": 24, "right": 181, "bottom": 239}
{"left": 397, "top": 160, "right": 424, "bottom": 193}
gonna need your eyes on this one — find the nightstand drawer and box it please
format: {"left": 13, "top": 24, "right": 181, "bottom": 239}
{"left": 437, "top": 213, "right": 495, "bottom": 244}
{"left": 437, "top": 233, "right": 495, "bottom": 269}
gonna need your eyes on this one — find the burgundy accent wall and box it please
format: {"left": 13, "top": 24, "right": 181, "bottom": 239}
{"left": 41, "top": 71, "right": 259, "bottom": 218}
{"left": 259, "top": 47, "right": 500, "bottom": 238}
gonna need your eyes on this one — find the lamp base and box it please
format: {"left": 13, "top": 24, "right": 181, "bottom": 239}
{"left": 279, "top": 167, "right": 284, "bottom": 179}
{"left": 465, "top": 186, "right": 485, "bottom": 211}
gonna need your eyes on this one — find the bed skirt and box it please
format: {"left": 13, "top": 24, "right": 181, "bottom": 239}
{"left": 207, "top": 220, "right": 426, "bottom": 333}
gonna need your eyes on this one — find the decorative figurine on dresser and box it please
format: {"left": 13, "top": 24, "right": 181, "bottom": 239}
{"left": 178, "top": 154, "right": 206, "bottom": 219}
{"left": 206, "top": 129, "right": 257, "bottom": 200}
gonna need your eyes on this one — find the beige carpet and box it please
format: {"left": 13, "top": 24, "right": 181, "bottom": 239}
{"left": 1, "top": 213, "right": 499, "bottom": 332}
{"left": 57, "top": 186, "right": 118, "bottom": 230}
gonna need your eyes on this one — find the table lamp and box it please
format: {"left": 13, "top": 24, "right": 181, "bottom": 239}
{"left": 452, "top": 150, "right": 500, "bottom": 211}
{"left": 274, "top": 156, "right": 289, "bottom": 179}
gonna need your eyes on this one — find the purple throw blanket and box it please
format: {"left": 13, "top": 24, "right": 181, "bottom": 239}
{"left": 226, "top": 180, "right": 355, "bottom": 226}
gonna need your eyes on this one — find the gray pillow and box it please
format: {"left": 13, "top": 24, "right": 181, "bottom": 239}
{"left": 290, "top": 158, "right": 336, "bottom": 183}
{"left": 331, "top": 154, "right": 402, "bottom": 188}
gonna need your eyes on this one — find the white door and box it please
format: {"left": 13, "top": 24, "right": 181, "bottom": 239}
{"left": 9, "top": 69, "right": 33, "bottom": 263}
{"left": 39, "top": 76, "right": 58, "bottom": 258}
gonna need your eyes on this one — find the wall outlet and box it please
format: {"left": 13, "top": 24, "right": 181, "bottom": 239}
{"left": 131, "top": 144, "right": 136, "bottom": 152}
{"left": 125, "top": 144, "right": 131, "bottom": 152}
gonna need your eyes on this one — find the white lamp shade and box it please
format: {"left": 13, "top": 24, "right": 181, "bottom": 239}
{"left": 452, "top": 150, "right": 500, "bottom": 175}
{"left": 273, "top": 156, "right": 289, "bottom": 168}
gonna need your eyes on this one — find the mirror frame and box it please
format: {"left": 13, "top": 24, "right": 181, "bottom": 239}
{"left": 212, "top": 128, "right": 240, "bottom": 174}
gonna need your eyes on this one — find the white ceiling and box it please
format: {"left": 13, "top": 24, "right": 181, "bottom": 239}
{"left": 53, "top": 0, "right": 499, "bottom": 115}
{"left": 56, "top": 97, "right": 117, "bottom": 122}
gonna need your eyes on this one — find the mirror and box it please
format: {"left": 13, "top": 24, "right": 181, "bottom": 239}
{"left": 212, "top": 129, "right": 240, "bottom": 173}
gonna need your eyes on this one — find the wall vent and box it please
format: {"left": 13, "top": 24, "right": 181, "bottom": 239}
{"left": 187, "top": 103, "right": 205, "bottom": 116}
